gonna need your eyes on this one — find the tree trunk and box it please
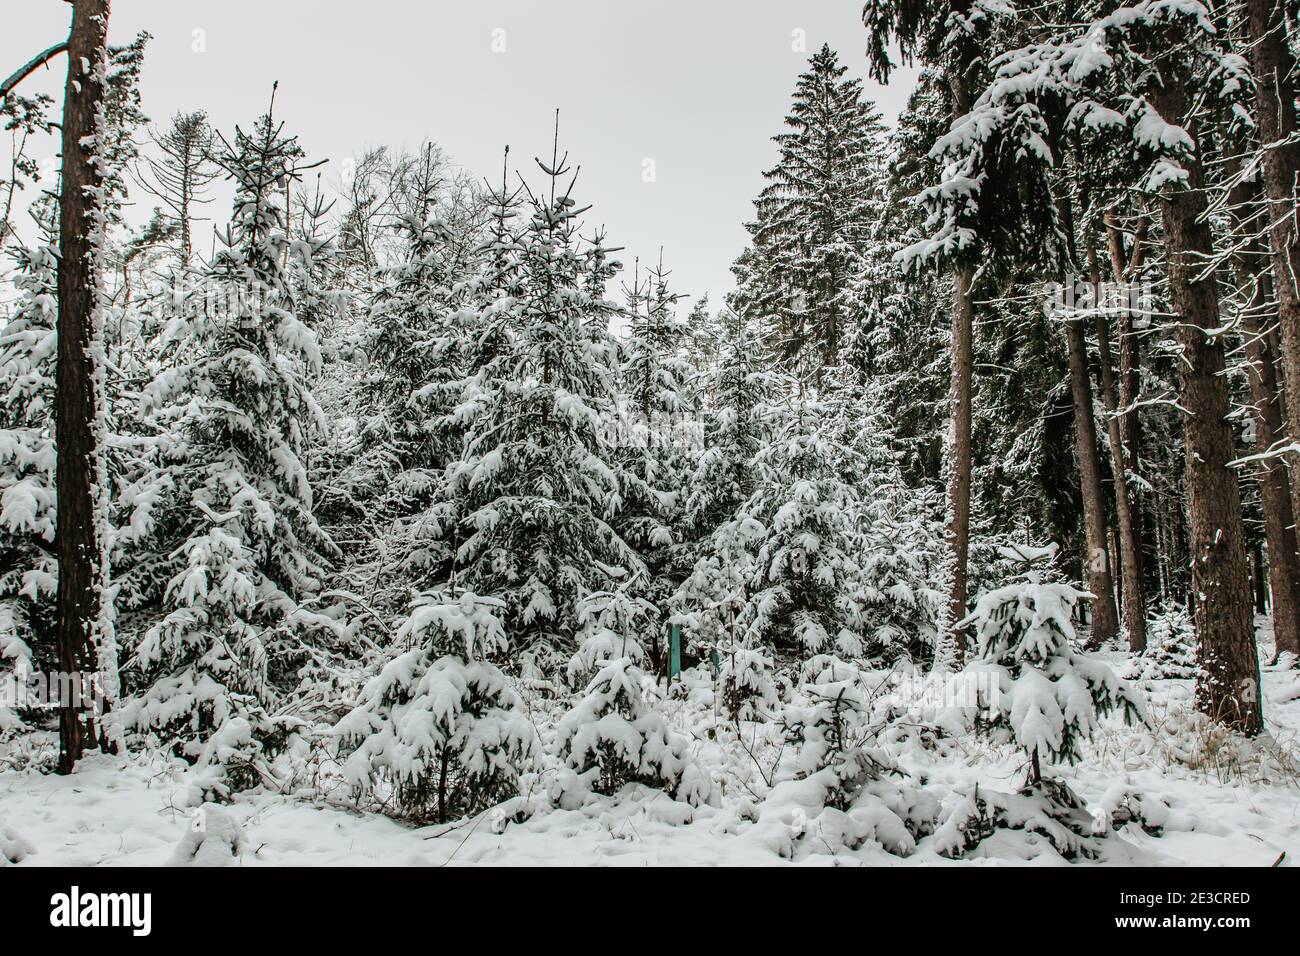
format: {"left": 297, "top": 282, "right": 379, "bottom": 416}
{"left": 1252, "top": 543, "right": 1268, "bottom": 617}
{"left": 945, "top": 263, "right": 974, "bottom": 666}
{"left": 1151, "top": 84, "right": 1261, "bottom": 735}
{"left": 1064, "top": 311, "right": 1121, "bottom": 646}
{"left": 1087, "top": 250, "right": 1147, "bottom": 649}
{"left": 1246, "top": 0, "right": 1300, "bottom": 520}
{"left": 1228, "top": 177, "right": 1300, "bottom": 657}
{"left": 55, "top": 0, "right": 112, "bottom": 774}
{"left": 943, "top": 75, "right": 975, "bottom": 669}
{"left": 1059, "top": 192, "right": 1120, "bottom": 646}
{"left": 1104, "top": 213, "right": 1158, "bottom": 592}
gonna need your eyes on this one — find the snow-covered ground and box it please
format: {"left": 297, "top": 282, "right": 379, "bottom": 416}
{"left": 2, "top": 637, "right": 1298, "bottom": 868}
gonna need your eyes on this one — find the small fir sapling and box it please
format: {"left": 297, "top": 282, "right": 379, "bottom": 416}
{"left": 1123, "top": 602, "right": 1196, "bottom": 681}
{"left": 756, "top": 656, "right": 938, "bottom": 857}
{"left": 931, "top": 546, "right": 1149, "bottom": 859}
{"left": 960, "top": 545, "right": 1145, "bottom": 786}
{"left": 566, "top": 583, "right": 656, "bottom": 688}
{"left": 335, "top": 589, "right": 539, "bottom": 823}
{"left": 553, "top": 598, "right": 716, "bottom": 806}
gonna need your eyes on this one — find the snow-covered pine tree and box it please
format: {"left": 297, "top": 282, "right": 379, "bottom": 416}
{"left": 553, "top": 651, "right": 714, "bottom": 807}
{"left": 442, "top": 124, "right": 639, "bottom": 672}
{"left": 715, "top": 640, "right": 780, "bottom": 722}
{"left": 336, "top": 589, "right": 539, "bottom": 823}
{"left": 614, "top": 254, "right": 697, "bottom": 629}
{"left": 123, "top": 93, "right": 342, "bottom": 795}
{"left": 0, "top": 240, "right": 58, "bottom": 731}
{"left": 780, "top": 656, "right": 893, "bottom": 812}
{"left": 919, "top": 545, "right": 1148, "bottom": 859}
{"left": 340, "top": 147, "right": 470, "bottom": 601}
{"left": 1123, "top": 602, "right": 1196, "bottom": 682}
{"left": 734, "top": 393, "right": 870, "bottom": 661}
{"left": 566, "top": 582, "right": 656, "bottom": 688}
{"left": 672, "top": 308, "right": 778, "bottom": 669}
{"left": 735, "top": 44, "right": 891, "bottom": 384}
{"left": 818, "top": 331, "right": 946, "bottom": 663}
{"left": 682, "top": 307, "right": 781, "bottom": 535}
{"left": 962, "top": 545, "right": 1145, "bottom": 785}
{"left": 455, "top": 147, "right": 524, "bottom": 378}
{"left": 363, "top": 145, "right": 460, "bottom": 483}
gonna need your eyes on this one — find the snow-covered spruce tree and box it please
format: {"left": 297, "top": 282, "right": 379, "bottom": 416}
{"left": 940, "top": 548, "right": 1148, "bottom": 855}
{"left": 335, "top": 148, "right": 470, "bottom": 602}
{"left": 1123, "top": 602, "right": 1196, "bottom": 681}
{"left": 715, "top": 641, "right": 780, "bottom": 723}
{"left": 920, "top": 546, "right": 1146, "bottom": 859}
{"left": 819, "top": 336, "right": 946, "bottom": 663}
{"left": 734, "top": 44, "right": 890, "bottom": 384}
{"left": 442, "top": 128, "right": 640, "bottom": 671}
{"left": 556, "top": 580, "right": 715, "bottom": 808}
{"left": 566, "top": 582, "right": 656, "bottom": 688}
{"left": 336, "top": 589, "right": 539, "bottom": 823}
{"left": 553, "top": 652, "right": 715, "bottom": 808}
{"left": 961, "top": 546, "right": 1144, "bottom": 784}
{"left": 735, "top": 394, "right": 871, "bottom": 661}
{"left": 672, "top": 308, "right": 785, "bottom": 704}
{"left": 123, "top": 96, "right": 343, "bottom": 796}
{"left": 614, "top": 255, "right": 698, "bottom": 623}
{"left": 362, "top": 145, "right": 462, "bottom": 485}
{"left": 454, "top": 147, "right": 525, "bottom": 378}
{"left": 755, "top": 655, "right": 938, "bottom": 858}
{"left": 0, "top": 241, "right": 58, "bottom": 731}
{"left": 681, "top": 307, "right": 781, "bottom": 536}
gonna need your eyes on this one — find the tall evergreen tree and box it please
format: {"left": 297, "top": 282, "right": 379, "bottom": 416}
{"left": 125, "top": 93, "right": 344, "bottom": 788}
{"left": 0, "top": 240, "right": 58, "bottom": 731}
{"left": 442, "top": 123, "right": 640, "bottom": 669}
{"left": 733, "top": 45, "right": 891, "bottom": 383}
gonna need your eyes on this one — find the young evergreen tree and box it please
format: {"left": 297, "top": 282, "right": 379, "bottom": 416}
{"left": 962, "top": 546, "right": 1144, "bottom": 786}
{"left": 336, "top": 589, "right": 539, "bottom": 823}
{"left": 124, "top": 93, "right": 342, "bottom": 791}
{"left": 443, "top": 124, "right": 639, "bottom": 671}
{"left": 615, "top": 254, "right": 697, "bottom": 632}
{"left": 0, "top": 240, "right": 58, "bottom": 730}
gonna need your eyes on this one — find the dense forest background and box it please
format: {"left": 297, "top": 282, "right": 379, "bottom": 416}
{"left": 0, "top": 0, "right": 1297, "bottom": 856}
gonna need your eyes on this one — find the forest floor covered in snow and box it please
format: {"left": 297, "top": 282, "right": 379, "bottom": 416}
{"left": 3, "top": 628, "right": 1299, "bottom": 868}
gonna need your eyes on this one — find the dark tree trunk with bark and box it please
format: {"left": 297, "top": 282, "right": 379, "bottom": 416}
{"left": 946, "top": 264, "right": 974, "bottom": 666}
{"left": 1228, "top": 178, "right": 1300, "bottom": 657}
{"left": 1058, "top": 191, "right": 1119, "bottom": 646}
{"left": 1065, "top": 313, "right": 1121, "bottom": 645}
{"left": 1104, "top": 212, "right": 1157, "bottom": 599}
{"left": 1151, "top": 86, "right": 1261, "bottom": 734}
{"left": 1089, "top": 245, "right": 1147, "bottom": 650}
{"left": 54, "top": 0, "right": 111, "bottom": 774}
{"left": 944, "top": 74, "right": 975, "bottom": 668}
{"left": 1246, "top": 0, "right": 1300, "bottom": 519}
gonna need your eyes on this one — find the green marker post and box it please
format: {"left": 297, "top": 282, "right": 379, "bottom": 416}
{"left": 669, "top": 622, "right": 681, "bottom": 680}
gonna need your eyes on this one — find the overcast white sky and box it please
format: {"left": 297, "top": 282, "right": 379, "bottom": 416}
{"left": 6, "top": 0, "right": 916, "bottom": 306}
